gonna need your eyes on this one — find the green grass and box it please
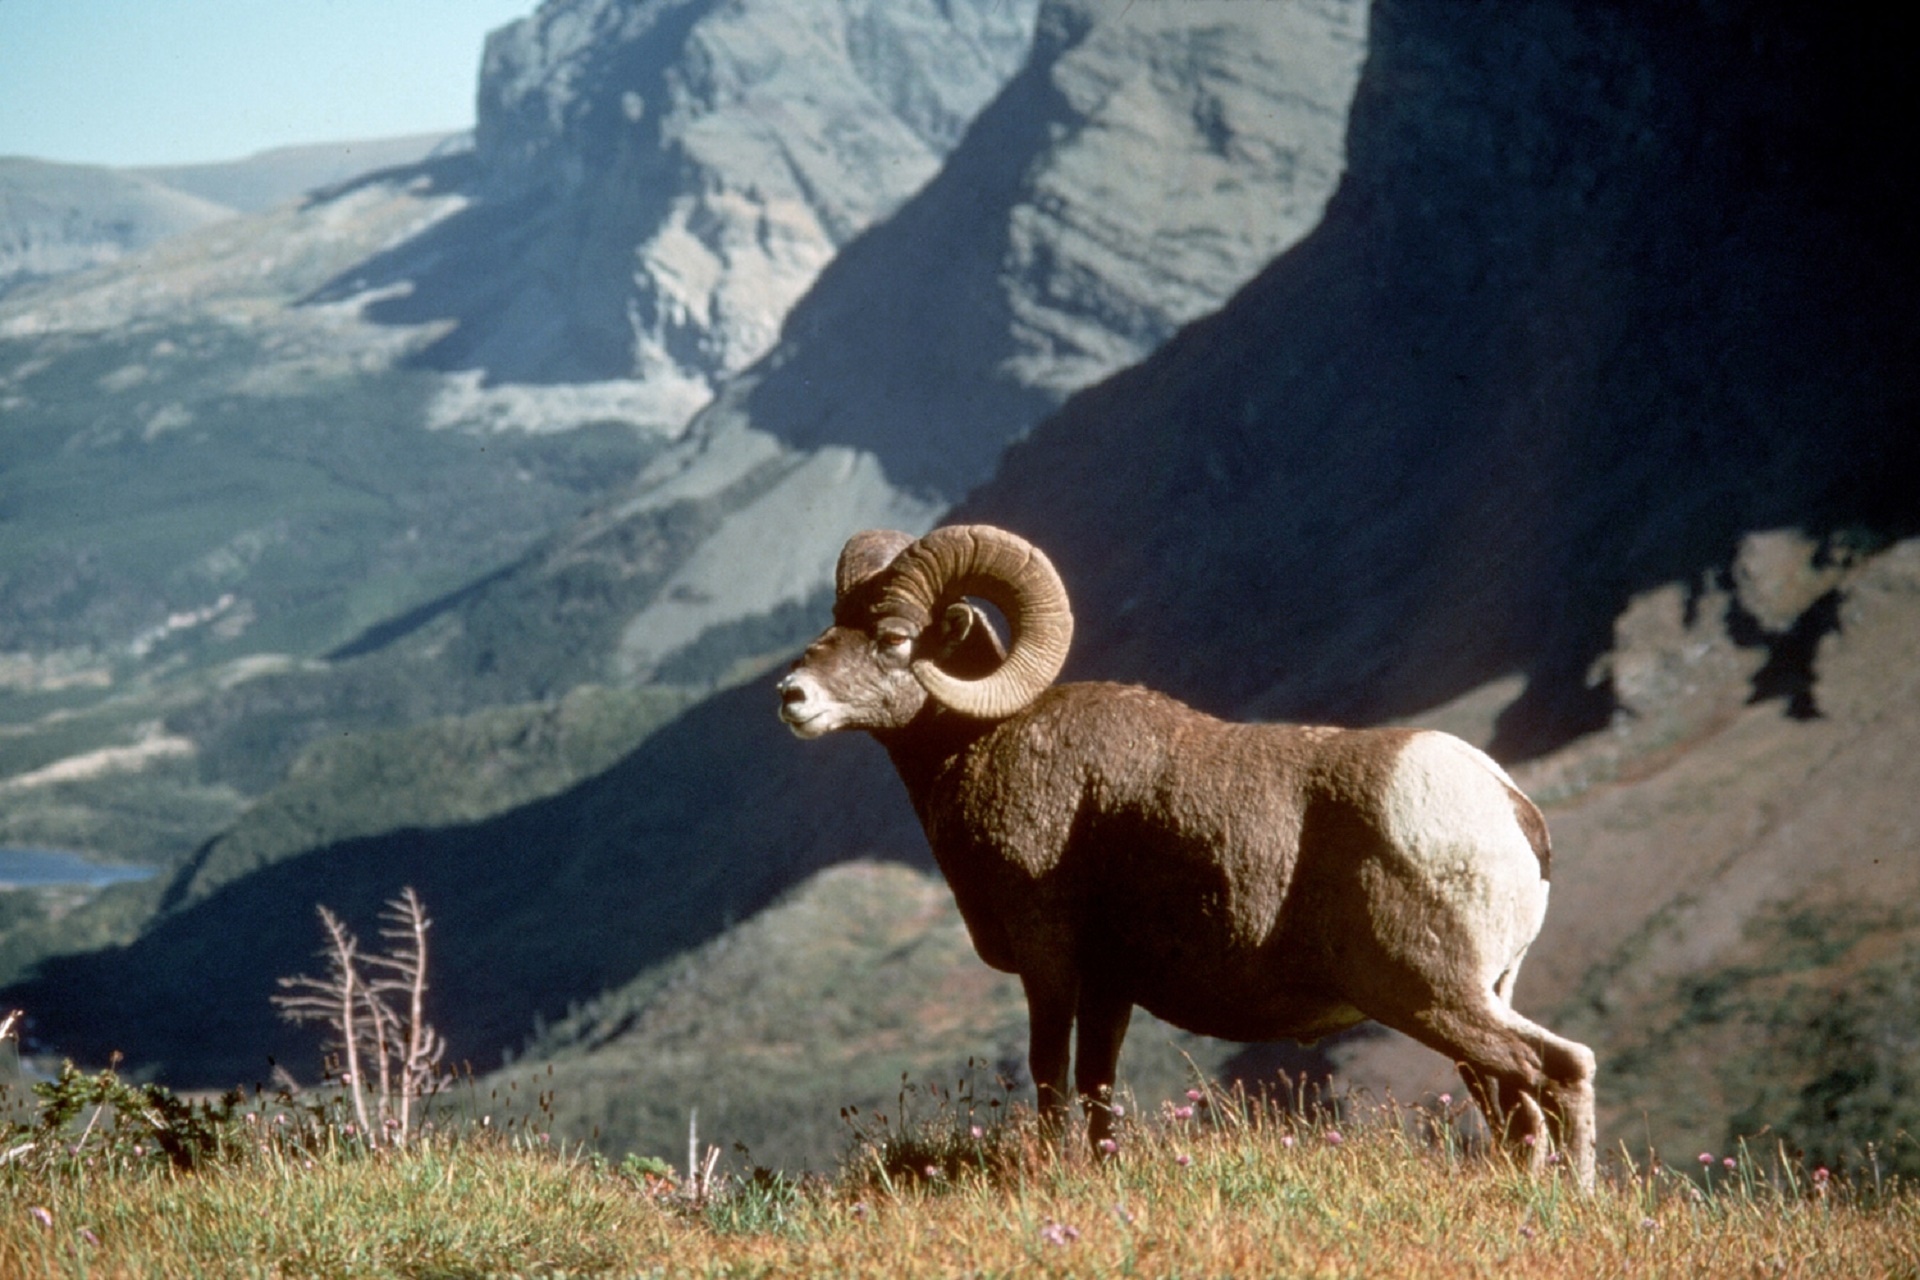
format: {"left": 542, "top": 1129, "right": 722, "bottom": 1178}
{"left": 0, "top": 1069, "right": 1912, "bottom": 1278}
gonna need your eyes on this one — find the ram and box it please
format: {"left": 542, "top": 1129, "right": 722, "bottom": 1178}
{"left": 778, "top": 524, "right": 1595, "bottom": 1185}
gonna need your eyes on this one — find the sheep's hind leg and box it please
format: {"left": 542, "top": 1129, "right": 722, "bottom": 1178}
{"left": 1382, "top": 993, "right": 1597, "bottom": 1190}
{"left": 1074, "top": 980, "right": 1134, "bottom": 1153}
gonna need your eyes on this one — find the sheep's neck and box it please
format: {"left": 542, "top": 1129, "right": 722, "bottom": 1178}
{"left": 874, "top": 708, "right": 990, "bottom": 823}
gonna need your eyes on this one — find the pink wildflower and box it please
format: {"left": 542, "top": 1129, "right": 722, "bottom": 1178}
{"left": 28, "top": 1206, "right": 52, "bottom": 1230}
{"left": 1699, "top": 1152, "right": 1715, "bottom": 1166}
{"left": 1175, "top": 1153, "right": 1191, "bottom": 1167}
{"left": 1098, "top": 1138, "right": 1118, "bottom": 1154}
{"left": 1172, "top": 1105, "right": 1194, "bottom": 1121}
{"left": 1186, "top": 1088, "right": 1204, "bottom": 1103}
{"left": 1324, "top": 1130, "right": 1343, "bottom": 1147}
{"left": 1723, "top": 1156, "right": 1736, "bottom": 1171}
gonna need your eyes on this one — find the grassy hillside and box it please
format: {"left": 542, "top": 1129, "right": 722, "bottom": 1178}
{"left": 0, "top": 1062, "right": 1912, "bottom": 1278}
{"left": 0, "top": 162, "right": 678, "bottom": 873}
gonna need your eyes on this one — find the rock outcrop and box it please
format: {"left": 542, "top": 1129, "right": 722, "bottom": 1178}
{"left": 597, "top": 0, "right": 1368, "bottom": 675}
{"left": 330, "top": 0, "right": 1040, "bottom": 421}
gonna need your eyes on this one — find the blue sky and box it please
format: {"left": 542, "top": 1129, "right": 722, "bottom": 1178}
{"left": 0, "top": 0, "right": 536, "bottom": 167}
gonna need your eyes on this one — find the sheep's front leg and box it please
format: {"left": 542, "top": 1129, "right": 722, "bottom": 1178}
{"left": 1075, "top": 981, "right": 1133, "bottom": 1153}
{"left": 1020, "top": 971, "right": 1077, "bottom": 1146}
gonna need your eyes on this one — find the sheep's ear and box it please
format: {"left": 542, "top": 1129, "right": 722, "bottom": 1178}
{"left": 931, "top": 602, "right": 1006, "bottom": 677}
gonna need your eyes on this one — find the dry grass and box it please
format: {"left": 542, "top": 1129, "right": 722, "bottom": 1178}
{"left": 1, "top": 1082, "right": 1912, "bottom": 1278}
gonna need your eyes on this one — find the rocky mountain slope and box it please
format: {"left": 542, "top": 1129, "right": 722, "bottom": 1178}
{"left": 132, "top": 134, "right": 459, "bottom": 213}
{"left": 0, "top": 159, "right": 233, "bottom": 297}
{"left": 325, "top": 0, "right": 1041, "bottom": 410}
{"left": 476, "top": 0, "right": 1369, "bottom": 687}
{"left": 0, "top": 0, "right": 1051, "bottom": 861}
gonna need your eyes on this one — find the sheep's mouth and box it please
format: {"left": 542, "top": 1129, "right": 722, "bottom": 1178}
{"left": 779, "top": 705, "right": 833, "bottom": 738}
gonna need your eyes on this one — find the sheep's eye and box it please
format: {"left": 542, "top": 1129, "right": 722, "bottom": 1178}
{"left": 878, "top": 632, "right": 912, "bottom": 649}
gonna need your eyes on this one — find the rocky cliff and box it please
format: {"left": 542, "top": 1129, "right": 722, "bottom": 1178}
{"left": 322, "top": 0, "right": 1039, "bottom": 423}
{"left": 958, "top": 0, "right": 1919, "bottom": 758}
{"left": 565, "top": 0, "right": 1368, "bottom": 679}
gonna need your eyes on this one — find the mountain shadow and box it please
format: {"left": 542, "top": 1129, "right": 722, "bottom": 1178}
{"left": 9, "top": 678, "right": 921, "bottom": 1087}
{"left": 955, "top": 0, "right": 1920, "bottom": 758}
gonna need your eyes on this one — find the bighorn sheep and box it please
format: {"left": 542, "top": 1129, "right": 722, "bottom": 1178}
{"left": 777, "top": 524, "right": 1596, "bottom": 1185}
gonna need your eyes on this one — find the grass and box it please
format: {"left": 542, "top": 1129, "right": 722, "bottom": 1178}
{"left": 0, "top": 1067, "right": 1911, "bottom": 1278}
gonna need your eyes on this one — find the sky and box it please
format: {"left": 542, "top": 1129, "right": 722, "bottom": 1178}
{"left": 0, "top": 0, "right": 537, "bottom": 168}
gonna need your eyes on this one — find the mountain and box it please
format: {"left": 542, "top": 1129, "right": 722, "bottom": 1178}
{"left": 474, "top": 0, "right": 1369, "bottom": 687}
{"left": 0, "top": 159, "right": 233, "bottom": 297}
{"left": 133, "top": 134, "right": 461, "bottom": 213}
{"left": 956, "top": 0, "right": 1920, "bottom": 758}
{"left": 0, "top": 0, "right": 1047, "bottom": 862}
{"left": 320, "top": 0, "right": 1043, "bottom": 408}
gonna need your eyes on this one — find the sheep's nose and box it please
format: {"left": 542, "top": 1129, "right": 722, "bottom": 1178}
{"left": 778, "top": 675, "right": 806, "bottom": 706}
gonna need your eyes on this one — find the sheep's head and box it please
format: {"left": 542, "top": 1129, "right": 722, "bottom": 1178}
{"left": 777, "top": 524, "right": 1074, "bottom": 737}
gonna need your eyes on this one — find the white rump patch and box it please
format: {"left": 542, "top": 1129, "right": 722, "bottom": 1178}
{"left": 1378, "top": 731, "right": 1547, "bottom": 983}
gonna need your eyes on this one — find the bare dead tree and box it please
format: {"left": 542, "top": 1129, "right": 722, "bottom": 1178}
{"left": 363, "top": 887, "right": 446, "bottom": 1140}
{"left": 273, "top": 888, "right": 445, "bottom": 1146}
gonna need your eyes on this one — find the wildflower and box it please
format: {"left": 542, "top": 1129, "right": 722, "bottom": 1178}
{"left": 1111, "top": 1102, "right": 1125, "bottom": 1119}
{"left": 1522, "top": 1133, "right": 1537, "bottom": 1146}
{"left": 1519, "top": 1225, "right": 1535, "bottom": 1241}
{"left": 1281, "top": 1134, "right": 1295, "bottom": 1148}
{"left": 1723, "top": 1156, "right": 1736, "bottom": 1171}
{"left": 1324, "top": 1130, "right": 1344, "bottom": 1147}
{"left": 1098, "top": 1138, "right": 1118, "bottom": 1155}
{"left": 1172, "top": 1105, "right": 1194, "bottom": 1121}
{"left": 923, "top": 1164, "right": 941, "bottom": 1180}
{"left": 1040, "top": 1220, "right": 1081, "bottom": 1247}
{"left": 1699, "top": 1152, "right": 1714, "bottom": 1166}
{"left": 1175, "top": 1153, "right": 1191, "bottom": 1167}
{"left": 1812, "top": 1167, "right": 1831, "bottom": 1192}
{"left": 245, "top": 1113, "right": 258, "bottom": 1126}
{"left": 1640, "top": 1217, "right": 1658, "bottom": 1232}
{"left": 1112, "top": 1202, "right": 1136, "bottom": 1226}
{"left": 1186, "top": 1088, "right": 1204, "bottom": 1102}
{"left": 851, "top": 1201, "right": 870, "bottom": 1220}
{"left": 969, "top": 1125, "right": 983, "bottom": 1140}
{"left": 28, "top": 1206, "right": 52, "bottom": 1230}
{"left": 1438, "top": 1092, "right": 1452, "bottom": 1106}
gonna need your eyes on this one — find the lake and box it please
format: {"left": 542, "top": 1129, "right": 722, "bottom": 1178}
{"left": 0, "top": 846, "right": 159, "bottom": 889}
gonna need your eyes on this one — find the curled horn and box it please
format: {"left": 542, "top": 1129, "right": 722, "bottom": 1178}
{"left": 835, "top": 529, "right": 915, "bottom": 599}
{"left": 879, "top": 524, "right": 1073, "bottom": 719}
